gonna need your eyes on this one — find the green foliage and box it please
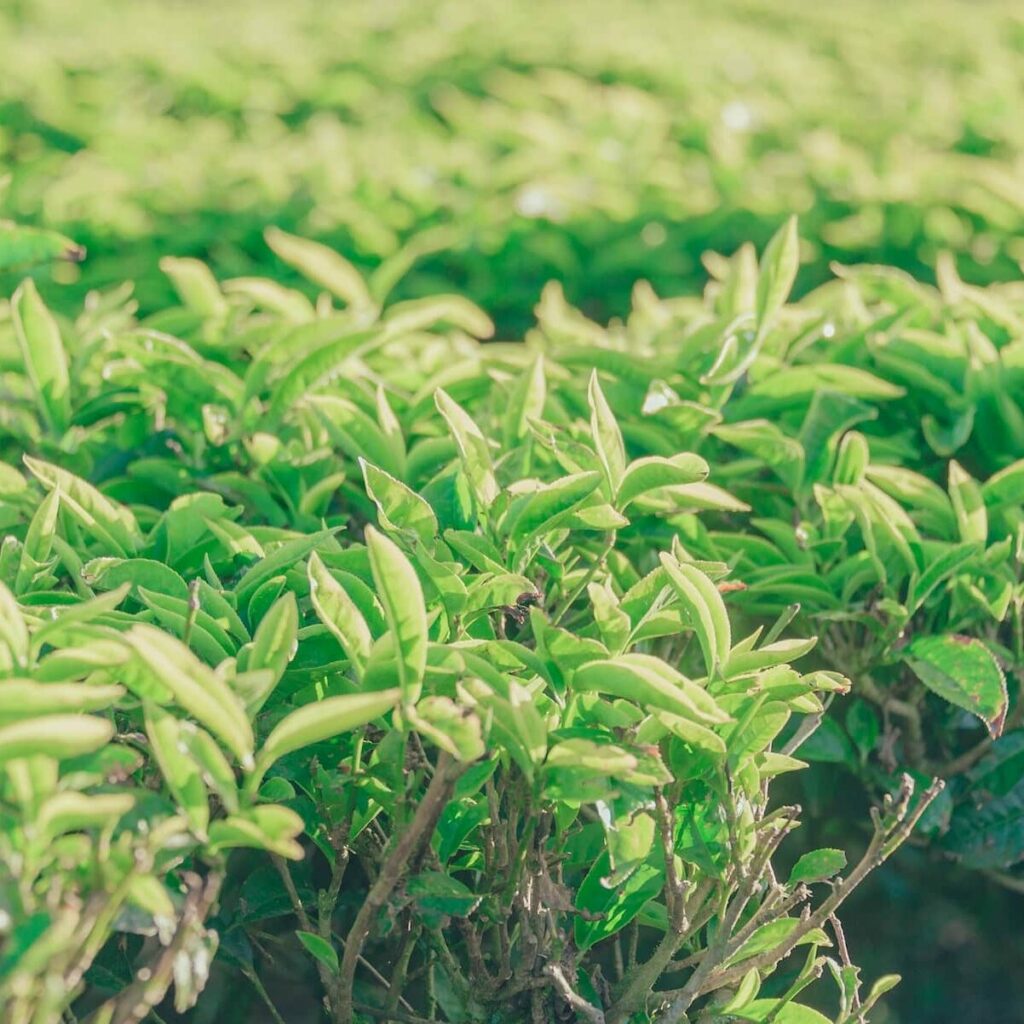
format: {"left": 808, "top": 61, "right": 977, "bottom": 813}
{"left": 0, "top": 240, "right": 946, "bottom": 1022}
{"left": 4, "top": 0, "right": 1024, "bottom": 331}
{"left": 3, "top": 1, "right": 1024, "bottom": 1016}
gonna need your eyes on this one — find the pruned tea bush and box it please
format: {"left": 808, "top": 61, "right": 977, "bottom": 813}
{"left": 0, "top": 226, "right": 958, "bottom": 1023}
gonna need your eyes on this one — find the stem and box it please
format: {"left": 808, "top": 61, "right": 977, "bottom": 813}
{"left": 551, "top": 533, "right": 614, "bottom": 626}
{"left": 244, "top": 969, "right": 288, "bottom": 1024}
{"left": 336, "top": 753, "right": 462, "bottom": 1022}
{"left": 100, "top": 872, "right": 222, "bottom": 1024}
{"left": 546, "top": 964, "right": 605, "bottom": 1024}
{"left": 662, "top": 777, "right": 943, "bottom": 1022}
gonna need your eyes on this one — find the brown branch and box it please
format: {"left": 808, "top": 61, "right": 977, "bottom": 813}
{"left": 336, "top": 753, "right": 462, "bottom": 1022}
{"left": 663, "top": 776, "right": 943, "bottom": 1020}
{"left": 546, "top": 964, "right": 606, "bottom": 1024}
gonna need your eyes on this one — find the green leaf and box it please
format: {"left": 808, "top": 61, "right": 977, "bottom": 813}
{"left": 502, "top": 355, "right": 546, "bottom": 444}
{"left": 434, "top": 388, "right": 499, "bottom": 510}
{"left": 295, "top": 931, "right": 339, "bottom": 974}
{"left": 574, "top": 852, "right": 662, "bottom": 950}
{"left": 755, "top": 215, "right": 799, "bottom": 335}
{"left": 267, "top": 330, "right": 378, "bottom": 422}
{"left": 406, "top": 696, "right": 484, "bottom": 762}
{"left": 233, "top": 528, "right": 339, "bottom": 609}
{"left": 906, "top": 542, "right": 981, "bottom": 614}
{"left": 0, "top": 681, "right": 124, "bottom": 722}
{"left": 241, "top": 592, "right": 298, "bottom": 711}
{"left": 145, "top": 703, "right": 210, "bottom": 835}
{"left": 948, "top": 461, "right": 987, "bottom": 544}
{"left": 721, "top": 967, "right": 761, "bottom": 1014}
{"left": 307, "top": 552, "right": 373, "bottom": 674}
{"left": 366, "top": 526, "right": 427, "bottom": 702}
{"left": 159, "top": 256, "right": 227, "bottom": 319}
{"left": 905, "top": 635, "right": 1008, "bottom": 737}
{"left": 943, "top": 784, "right": 1024, "bottom": 869}
{"left": 361, "top": 459, "right": 437, "bottom": 543}
{"left": 385, "top": 295, "right": 493, "bottom": 339}
{"left": 714, "top": 420, "right": 803, "bottom": 490}
{"left": 0, "top": 582, "right": 29, "bottom": 672}
{"left": 14, "top": 485, "right": 60, "bottom": 595}
{"left": 23, "top": 457, "right": 140, "bottom": 556}
{"left": 982, "top": 459, "right": 1024, "bottom": 509}
{"left": 588, "top": 371, "right": 626, "bottom": 493}
{"left": 616, "top": 454, "right": 709, "bottom": 510}
{"left": 81, "top": 557, "right": 189, "bottom": 601}
{"left": 36, "top": 793, "right": 135, "bottom": 843}
{"left": 740, "top": 1001, "right": 831, "bottom": 1024}
{"left": 573, "top": 654, "right": 730, "bottom": 725}
{"left": 0, "top": 715, "right": 113, "bottom": 764}
{"left": 659, "top": 554, "right": 731, "bottom": 677}
{"left": 505, "top": 472, "right": 602, "bottom": 541}
{"left": 0, "top": 221, "right": 84, "bottom": 271}
{"left": 407, "top": 873, "right": 481, "bottom": 926}
{"left": 252, "top": 688, "right": 400, "bottom": 784}
{"left": 725, "top": 918, "right": 830, "bottom": 967}
{"left": 126, "top": 625, "right": 255, "bottom": 764}
{"left": 208, "top": 807, "right": 304, "bottom": 859}
{"left": 264, "top": 226, "right": 373, "bottom": 310}
{"left": 788, "top": 848, "right": 847, "bottom": 884}
{"left": 11, "top": 279, "right": 71, "bottom": 434}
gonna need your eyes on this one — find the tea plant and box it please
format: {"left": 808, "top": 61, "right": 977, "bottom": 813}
{"left": 0, "top": 238, "right": 943, "bottom": 1022}
{"left": 524, "top": 220, "right": 1024, "bottom": 884}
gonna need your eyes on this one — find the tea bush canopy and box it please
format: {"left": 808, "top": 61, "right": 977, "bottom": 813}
{"left": 0, "top": 1, "right": 1023, "bottom": 1023}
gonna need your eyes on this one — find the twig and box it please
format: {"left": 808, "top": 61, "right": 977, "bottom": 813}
{"left": 680, "top": 777, "right": 942, "bottom": 1019}
{"left": 243, "top": 968, "right": 288, "bottom": 1024}
{"left": 545, "top": 964, "right": 606, "bottom": 1024}
{"left": 781, "top": 712, "right": 822, "bottom": 756}
{"left": 829, "top": 913, "right": 860, "bottom": 1010}
{"left": 983, "top": 869, "right": 1024, "bottom": 895}
{"left": 336, "top": 753, "right": 463, "bottom": 1022}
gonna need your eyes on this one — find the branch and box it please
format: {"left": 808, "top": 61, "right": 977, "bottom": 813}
{"left": 672, "top": 776, "right": 943, "bottom": 1018}
{"left": 545, "top": 964, "right": 606, "bottom": 1024}
{"left": 336, "top": 752, "right": 463, "bottom": 1022}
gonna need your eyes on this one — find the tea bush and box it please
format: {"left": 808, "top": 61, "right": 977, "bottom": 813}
{"left": 4, "top": 0, "right": 1024, "bottom": 328}
{"left": 0, "top": 228, "right": 947, "bottom": 1023}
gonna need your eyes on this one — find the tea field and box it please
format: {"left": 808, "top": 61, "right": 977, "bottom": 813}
{"left": 1, "top": 2, "right": 1023, "bottom": 1022}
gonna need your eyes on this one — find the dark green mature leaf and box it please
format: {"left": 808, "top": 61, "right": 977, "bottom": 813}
{"left": 905, "top": 635, "right": 1008, "bottom": 737}
{"left": 943, "top": 783, "right": 1024, "bottom": 869}
{"left": 574, "top": 852, "right": 663, "bottom": 950}
{"left": 407, "top": 872, "right": 481, "bottom": 926}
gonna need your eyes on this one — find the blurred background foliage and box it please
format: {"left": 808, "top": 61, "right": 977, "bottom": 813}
{"left": 4, "top": 0, "right": 1024, "bottom": 334}
{"left": 2, "top": 0, "right": 1024, "bottom": 1020}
